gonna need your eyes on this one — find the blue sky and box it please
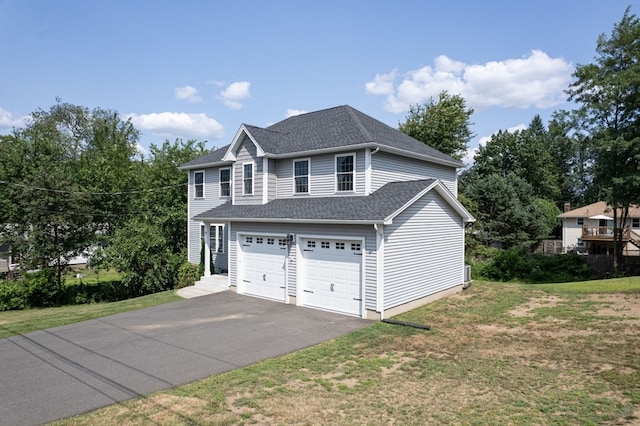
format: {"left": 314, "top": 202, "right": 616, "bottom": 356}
{"left": 0, "top": 0, "right": 634, "bottom": 164}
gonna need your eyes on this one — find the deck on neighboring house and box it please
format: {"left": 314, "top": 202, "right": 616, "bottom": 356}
{"left": 580, "top": 227, "right": 640, "bottom": 255}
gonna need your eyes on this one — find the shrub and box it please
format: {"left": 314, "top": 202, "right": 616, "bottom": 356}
{"left": 0, "top": 280, "right": 29, "bottom": 311}
{"left": 477, "top": 248, "right": 594, "bottom": 283}
{"left": 26, "top": 269, "right": 61, "bottom": 307}
{"left": 177, "top": 262, "right": 200, "bottom": 289}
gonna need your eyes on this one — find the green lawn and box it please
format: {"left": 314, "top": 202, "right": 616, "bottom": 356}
{"left": 52, "top": 277, "right": 640, "bottom": 425}
{"left": 0, "top": 290, "right": 181, "bottom": 339}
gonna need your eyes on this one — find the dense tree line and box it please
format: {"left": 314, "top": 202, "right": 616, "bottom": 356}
{"left": 0, "top": 102, "right": 208, "bottom": 301}
{"left": 401, "top": 8, "right": 640, "bottom": 273}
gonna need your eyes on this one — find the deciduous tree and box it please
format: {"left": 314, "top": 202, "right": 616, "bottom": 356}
{"left": 399, "top": 91, "right": 474, "bottom": 161}
{"left": 567, "top": 7, "right": 640, "bottom": 271}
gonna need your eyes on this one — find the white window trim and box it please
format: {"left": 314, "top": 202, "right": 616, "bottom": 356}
{"left": 632, "top": 218, "right": 640, "bottom": 228}
{"left": 215, "top": 224, "right": 225, "bottom": 254}
{"left": 219, "top": 168, "right": 231, "bottom": 198}
{"left": 194, "top": 170, "right": 205, "bottom": 199}
{"left": 335, "top": 153, "right": 356, "bottom": 193}
{"left": 293, "top": 158, "right": 311, "bottom": 194}
{"left": 242, "top": 162, "right": 254, "bottom": 196}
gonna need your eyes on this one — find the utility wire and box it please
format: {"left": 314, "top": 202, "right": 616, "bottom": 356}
{"left": 0, "top": 180, "right": 186, "bottom": 195}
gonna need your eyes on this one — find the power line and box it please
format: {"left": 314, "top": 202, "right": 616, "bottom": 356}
{"left": 0, "top": 180, "right": 187, "bottom": 195}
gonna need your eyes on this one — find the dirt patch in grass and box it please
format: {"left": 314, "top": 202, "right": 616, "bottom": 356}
{"left": 508, "top": 294, "right": 564, "bottom": 317}
{"left": 587, "top": 294, "right": 640, "bottom": 318}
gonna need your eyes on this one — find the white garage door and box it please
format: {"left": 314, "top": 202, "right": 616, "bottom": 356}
{"left": 240, "top": 235, "right": 287, "bottom": 301}
{"left": 300, "top": 238, "right": 362, "bottom": 316}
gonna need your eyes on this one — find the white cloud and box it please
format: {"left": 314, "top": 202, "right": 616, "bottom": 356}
{"left": 285, "top": 108, "right": 307, "bottom": 118}
{"left": 174, "top": 85, "right": 203, "bottom": 103}
{"left": 127, "top": 112, "right": 224, "bottom": 140}
{"left": 364, "top": 69, "right": 397, "bottom": 95}
{"left": 0, "top": 107, "right": 29, "bottom": 128}
{"left": 366, "top": 50, "right": 573, "bottom": 113}
{"left": 219, "top": 81, "right": 251, "bottom": 109}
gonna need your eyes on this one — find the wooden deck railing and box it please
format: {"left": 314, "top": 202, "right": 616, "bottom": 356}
{"left": 582, "top": 227, "right": 640, "bottom": 248}
{"left": 581, "top": 226, "right": 615, "bottom": 239}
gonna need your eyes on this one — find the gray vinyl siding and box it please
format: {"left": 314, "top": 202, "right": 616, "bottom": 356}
{"left": 383, "top": 191, "right": 464, "bottom": 310}
{"left": 229, "top": 222, "right": 377, "bottom": 310}
{"left": 276, "top": 151, "right": 366, "bottom": 197}
{"left": 234, "top": 137, "right": 263, "bottom": 205}
{"left": 267, "top": 159, "right": 277, "bottom": 202}
{"left": 371, "top": 152, "right": 458, "bottom": 194}
{"left": 188, "top": 168, "right": 229, "bottom": 264}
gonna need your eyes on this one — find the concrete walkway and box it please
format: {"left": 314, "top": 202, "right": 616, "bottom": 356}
{"left": 0, "top": 291, "right": 370, "bottom": 426}
{"left": 176, "top": 274, "right": 229, "bottom": 299}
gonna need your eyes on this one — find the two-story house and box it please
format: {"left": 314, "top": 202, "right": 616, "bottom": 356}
{"left": 179, "top": 105, "right": 474, "bottom": 319}
{"left": 559, "top": 201, "right": 640, "bottom": 255}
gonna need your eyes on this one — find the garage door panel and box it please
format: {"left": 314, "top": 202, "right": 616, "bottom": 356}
{"left": 300, "top": 238, "right": 362, "bottom": 316}
{"left": 241, "top": 236, "right": 286, "bottom": 301}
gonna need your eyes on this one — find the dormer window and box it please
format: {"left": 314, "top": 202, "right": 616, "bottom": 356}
{"left": 220, "top": 168, "right": 231, "bottom": 197}
{"left": 194, "top": 171, "right": 204, "bottom": 198}
{"left": 294, "top": 159, "right": 309, "bottom": 194}
{"left": 243, "top": 163, "right": 254, "bottom": 195}
{"left": 336, "top": 154, "right": 354, "bottom": 192}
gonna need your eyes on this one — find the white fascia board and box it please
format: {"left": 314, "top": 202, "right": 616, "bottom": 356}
{"left": 193, "top": 217, "right": 383, "bottom": 225}
{"left": 383, "top": 179, "right": 475, "bottom": 224}
{"left": 378, "top": 146, "right": 463, "bottom": 168}
{"left": 222, "top": 125, "right": 266, "bottom": 162}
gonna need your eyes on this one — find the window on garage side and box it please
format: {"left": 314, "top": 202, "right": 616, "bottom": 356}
{"left": 633, "top": 218, "right": 640, "bottom": 228}
{"left": 243, "top": 163, "right": 254, "bottom": 195}
{"left": 336, "top": 154, "right": 354, "bottom": 192}
{"left": 294, "top": 159, "right": 309, "bottom": 194}
{"left": 194, "top": 170, "right": 204, "bottom": 198}
{"left": 577, "top": 218, "right": 584, "bottom": 226}
{"left": 220, "top": 168, "right": 231, "bottom": 197}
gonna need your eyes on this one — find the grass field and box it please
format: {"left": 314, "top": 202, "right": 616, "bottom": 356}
{"left": 50, "top": 277, "right": 640, "bottom": 425}
{"left": 0, "top": 290, "right": 181, "bottom": 339}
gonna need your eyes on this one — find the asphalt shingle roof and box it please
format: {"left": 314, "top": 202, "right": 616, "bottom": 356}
{"left": 193, "top": 179, "right": 438, "bottom": 223}
{"left": 180, "top": 105, "right": 461, "bottom": 169}
{"left": 179, "top": 144, "right": 230, "bottom": 169}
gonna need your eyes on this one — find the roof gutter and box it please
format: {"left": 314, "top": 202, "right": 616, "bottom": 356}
{"left": 192, "top": 217, "right": 383, "bottom": 225}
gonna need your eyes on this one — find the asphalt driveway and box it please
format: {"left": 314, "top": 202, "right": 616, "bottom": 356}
{"left": 0, "top": 291, "right": 370, "bottom": 425}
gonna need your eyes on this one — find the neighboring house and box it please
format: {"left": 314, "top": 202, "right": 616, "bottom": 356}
{"left": 558, "top": 201, "right": 640, "bottom": 256}
{"left": 179, "top": 105, "right": 474, "bottom": 319}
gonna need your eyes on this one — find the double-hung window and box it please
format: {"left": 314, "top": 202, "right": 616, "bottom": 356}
{"left": 633, "top": 218, "right": 640, "bottom": 228}
{"left": 294, "top": 159, "right": 309, "bottom": 194}
{"left": 243, "top": 163, "right": 254, "bottom": 195}
{"left": 220, "top": 168, "right": 231, "bottom": 197}
{"left": 194, "top": 171, "right": 204, "bottom": 198}
{"left": 336, "top": 154, "right": 354, "bottom": 192}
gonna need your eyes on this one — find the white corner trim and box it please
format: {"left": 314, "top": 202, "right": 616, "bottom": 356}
{"left": 262, "top": 158, "right": 269, "bottom": 204}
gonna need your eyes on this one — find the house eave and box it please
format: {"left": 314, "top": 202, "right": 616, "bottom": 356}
{"left": 263, "top": 143, "right": 463, "bottom": 168}
{"left": 222, "top": 125, "right": 266, "bottom": 162}
{"left": 383, "top": 180, "right": 475, "bottom": 224}
{"left": 178, "top": 160, "right": 233, "bottom": 171}
{"left": 194, "top": 216, "right": 383, "bottom": 225}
